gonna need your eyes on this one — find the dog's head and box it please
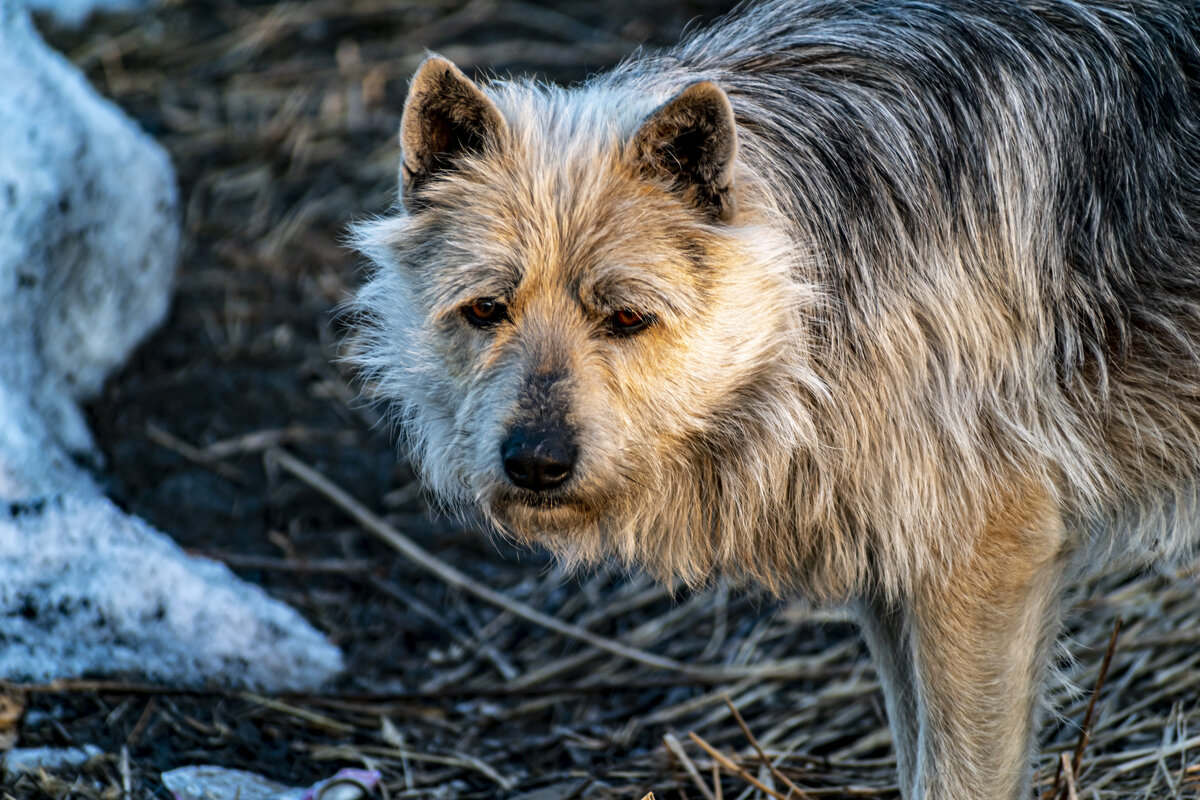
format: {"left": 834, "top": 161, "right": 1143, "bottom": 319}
{"left": 351, "top": 57, "right": 821, "bottom": 583}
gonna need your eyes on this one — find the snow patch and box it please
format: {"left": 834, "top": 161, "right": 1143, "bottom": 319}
{"left": 0, "top": 0, "right": 343, "bottom": 690}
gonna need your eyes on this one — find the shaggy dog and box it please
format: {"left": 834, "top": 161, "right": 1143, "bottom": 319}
{"left": 350, "top": 2, "right": 1200, "bottom": 796}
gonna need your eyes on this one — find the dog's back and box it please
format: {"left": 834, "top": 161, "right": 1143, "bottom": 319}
{"left": 600, "top": 0, "right": 1200, "bottom": 568}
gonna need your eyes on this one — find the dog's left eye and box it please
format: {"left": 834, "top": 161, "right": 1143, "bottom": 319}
{"left": 462, "top": 298, "right": 508, "bottom": 327}
{"left": 609, "top": 308, "right": 651, "bottom": 335}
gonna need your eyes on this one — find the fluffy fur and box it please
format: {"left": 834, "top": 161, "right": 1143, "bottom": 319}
{"left": 349, "top": 2, "right": 1200, "bottom": 797}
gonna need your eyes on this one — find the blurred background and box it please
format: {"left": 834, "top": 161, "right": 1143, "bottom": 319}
{"left": 9, "top": 1, "right": 1198, "bottom": 798}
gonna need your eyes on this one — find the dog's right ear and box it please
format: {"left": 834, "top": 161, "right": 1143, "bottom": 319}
{"left": 399, "top": 56, "right": 506, "bottom": 209}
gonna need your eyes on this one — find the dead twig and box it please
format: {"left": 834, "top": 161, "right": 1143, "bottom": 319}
{"left": 198, "top": 426, "right": 357, "bottom": 460}
{"left": 145, "top": 422, "right": 250, "bottom": 484}
{"left": 1072, "top": 616, "right": 1123, "bottom": 779}
{"left": 687, "top": 731, "right": 788, "bottom": 800}
{"left": 1073, "top": 616, "right": 1125, "bottom": 800}
{"left": 309, "top": 743, "right": 513, "bottom": 790}
{"left": 664, "top": 733, "right": 717, "bottom": 800}
{"left": 240, "top": 692, "right": 355, "bottom": 733}
{"left": 1058, "top": 753, "right": 1078, "bottom": 800}
{"left": 724, "top": 696, "right": 809, "bottom": 798}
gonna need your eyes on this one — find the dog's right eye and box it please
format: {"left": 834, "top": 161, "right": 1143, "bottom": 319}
{"left": 462, "top": 298, "right": 508, "bottom": 328}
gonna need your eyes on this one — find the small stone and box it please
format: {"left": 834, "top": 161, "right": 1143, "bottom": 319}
{"left": 162, "top": 766, "right": 381, "bottom": 800}
{"left": 162, "top": 766, "right": 297, "bottom": 800}
{"left": 2, "top": 745, "right": 104, "bottom": 777}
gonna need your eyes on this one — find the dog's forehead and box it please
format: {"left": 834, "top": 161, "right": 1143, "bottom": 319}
{"left": 475, "top": 188, "right": 704, "bottom": 303}
{"left": 448, "top": 139, "right": 699, "bottom": 289}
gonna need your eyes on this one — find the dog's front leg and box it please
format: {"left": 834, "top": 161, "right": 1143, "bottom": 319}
{"left": 855, "top": 593, "right": 920, "bottom": 794}
{"left": 861, "top": 488, "right": 1070, "bottom": 800}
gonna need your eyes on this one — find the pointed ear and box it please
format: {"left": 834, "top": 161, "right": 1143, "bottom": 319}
{"left": 628, "top": 82, "right": 738, "bottom": 221}
{"left": 400, "top": 56, "right": 506, "bottom": 208}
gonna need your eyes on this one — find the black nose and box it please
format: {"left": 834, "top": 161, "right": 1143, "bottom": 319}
{"left": 501, "top": 425, "right": 577, "bottom": 491}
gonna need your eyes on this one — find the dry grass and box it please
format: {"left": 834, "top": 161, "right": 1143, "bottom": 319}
{"left": 5, "top": 1, "right": 1198, "bottom": 798}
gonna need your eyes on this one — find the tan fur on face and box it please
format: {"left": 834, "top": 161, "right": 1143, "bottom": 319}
{"left": 355, "top": 83, "right": 826, "bottom": 589}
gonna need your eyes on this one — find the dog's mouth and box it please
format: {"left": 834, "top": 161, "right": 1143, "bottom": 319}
{"left": 489, "top": 487, "right": 602, "bottom": 531}
{"left": 494, "top": 487, "right": 590, "bottom": 511}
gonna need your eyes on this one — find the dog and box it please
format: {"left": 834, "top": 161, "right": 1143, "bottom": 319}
{"left": 349, "top": 1, "right": 1200, "bottom": 797}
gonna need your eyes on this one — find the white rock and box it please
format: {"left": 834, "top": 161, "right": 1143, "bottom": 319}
{"left": 2, "top": 745, "right": 103, "bottom": 777}
{"left": 0, "top": 0, "right": 344, "bottom": 690}
{"left": 163, "top": 766, "right": 298, "bottom": 800}
{"left": 163, "top": 766, "right": 381, "bottom": 800}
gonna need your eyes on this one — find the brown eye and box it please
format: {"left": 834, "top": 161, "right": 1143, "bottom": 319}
{"left": 610, "top": 308, "right": 651, "bottom": 336}
{"left": 463, "top": 298, "right": 508, "bottom": 327}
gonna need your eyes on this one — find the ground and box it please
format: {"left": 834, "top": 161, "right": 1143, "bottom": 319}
{"left": 4, "top": 1, "right": 1199, "bottom": 798}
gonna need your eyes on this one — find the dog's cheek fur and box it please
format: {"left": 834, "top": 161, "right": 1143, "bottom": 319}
{"left": 348, "top": 216, "right": 486, "bottom": 507}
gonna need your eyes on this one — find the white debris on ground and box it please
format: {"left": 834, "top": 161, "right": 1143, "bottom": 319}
{"left": 0, "top": 0, "right": 343, "bottom": 690}
{"left": 1, "top": 745, "right": 104, "bottom": 777}
{"left": 162, "top": 766, "right": 295, "bottom": 800}
{"left": 162, "top": 766, "right": 381, "bottom": 800}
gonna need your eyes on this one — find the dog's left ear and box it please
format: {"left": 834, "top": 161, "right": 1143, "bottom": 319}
{"left": 628, "top": 82, "right": 738, "bottom": 221}
{"left": 400, "top": 56, "right": 506, "bottom": 209}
